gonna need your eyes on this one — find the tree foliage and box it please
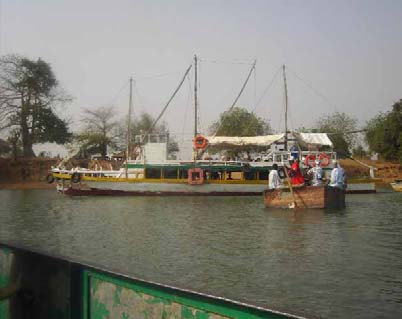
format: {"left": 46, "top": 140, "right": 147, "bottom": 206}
{"left": 315, "top": 112, "right": 357, "bottom": 157}
{"left": 0, "top": 138, "right": 10, "bottom": 156}
{"left": 209, "top": 107, "right": 271, "bottom": 136}
{"left": 7, "top": 129, "right": 21, "bottom": 160}
{"left": 365, "top": 100, "right": 402, "bottom": 162}
{"left": 0, "top": 54, "right": 71, "bottom": 157}
{"left": 117, "top": 112, "right": 179, "bottom": 158}
{"left": 352, "top": 145, "right": 367, "bottom": 159}
{"left": 76, "top": 106, "right": 118, "bottom": 158}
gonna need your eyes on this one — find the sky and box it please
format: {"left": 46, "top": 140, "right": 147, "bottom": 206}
{"left": 1, "top": 0, "right": 402, "bottom": 157}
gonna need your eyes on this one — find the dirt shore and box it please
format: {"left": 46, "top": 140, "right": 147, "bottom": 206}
{"left": 340, "top": 158, "right": 402, "bottom": 182}
{"left": 0, "top": 158, "right": 400, "bottom": 190}
{"left": 0, "top": 181, "right": 54, "bottom": 190}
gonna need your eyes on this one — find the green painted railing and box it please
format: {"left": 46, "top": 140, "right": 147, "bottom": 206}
{"left": 0, "top": 244, "right": 304, "bottom": 319}
{"left": 83, "top": 270, "right": 296, "bottom": 319}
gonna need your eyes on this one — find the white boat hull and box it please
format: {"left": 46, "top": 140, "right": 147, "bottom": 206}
{"left": 64, "top": 180, "right": 267, "bottom": 196}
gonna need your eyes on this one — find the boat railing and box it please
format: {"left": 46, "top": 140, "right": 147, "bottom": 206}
{"left": 264, "top": 150, "right": 337, "bottom": 166}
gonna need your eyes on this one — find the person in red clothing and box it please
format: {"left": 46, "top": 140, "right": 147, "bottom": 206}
{"left": 289, "top": 158, "right": 305, "bottom": 185}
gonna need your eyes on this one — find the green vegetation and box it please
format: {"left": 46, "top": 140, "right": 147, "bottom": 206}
{"left": 76, "top": 106, "right": 118, "bottom": 158}
{"left": 0, "top": 139, "right": 10, "bottom": 155}
{"left": 0, "top": 54, "right": 71, "bottom": 157}
{"left": 315, "top": 112, "right": 357, "bottom": 158}
{"left": 365, "top": 100, "right": 402, "bottom": 162}
{"left": 352, "top": 145, "right": 367, "bottom": 159}
{"left": 0, "top": 54, "right": 399, "bottom": 163}
{"left": 130, "top": 112, "right": 179, "bottom": 159}
{"left": 209, "top": 107, "right": 271, "bottom": 136}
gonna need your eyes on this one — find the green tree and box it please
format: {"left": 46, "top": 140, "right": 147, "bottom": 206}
{"left": 209, "top": 107, "right": 271, "bottom": 136}
{"left": 315, "top": 112, "right": 357, "bottom": 157}
{"left": 114, "top": 112, "right": 180, "bottom": 159}
{"left": 0, "top": 54, "right": 71, "bottom": 157}
{"left": 0, "top": 138, "right": 10, "bottom": 156}
{"left": 76, "top": 106, "right": 118, "bottom": 158}
{"left": 352, "top": 145, "right": 367, "bottom": 159}
{"left": 7, "top": 129, "right": 21, "bottom": 160}
{"left": 365, "top": 100, "right": 402, "bottom": 162}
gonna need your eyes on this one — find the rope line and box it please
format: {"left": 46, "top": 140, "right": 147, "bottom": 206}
{"left": 133, "top": 69, "right": 188, "bottom": 82}
{"left": 141, "top": 64, "right": 193, "bottom": 141}
{"left": 200, "top": 58, "right": 254, "bottom": 66}
{"left": 105, "top": 79, "right": 130, "bottom": 106}
{"left": 286, "top": 66, "right": 339, "bottom": 111}
{"left": 212, "top": 60, "right": 257, "bottom": 137}
{"left": 252, "top": 65, "right": 282, "bottom": 114}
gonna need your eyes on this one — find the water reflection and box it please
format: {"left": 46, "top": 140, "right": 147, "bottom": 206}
{"left": 0, "top": 190, "right": 401, "bottom": 318}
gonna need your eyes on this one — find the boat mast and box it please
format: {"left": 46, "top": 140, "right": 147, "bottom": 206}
{"left": 194, "top": 54, "right": 198, "bottom": 138}
{"left": 283, "top": 65, "right": 288, "bottom": 151}
{"left": 126, "top": 77, "right": 133, "bottom": 178}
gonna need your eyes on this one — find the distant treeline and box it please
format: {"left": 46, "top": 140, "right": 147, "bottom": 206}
{"left": 0, "top": 54, "right": 400, "bottom": 163}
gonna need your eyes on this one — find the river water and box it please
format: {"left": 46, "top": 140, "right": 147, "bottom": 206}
{"left": 0, "top": 189, "right": 401, "bottom": 318}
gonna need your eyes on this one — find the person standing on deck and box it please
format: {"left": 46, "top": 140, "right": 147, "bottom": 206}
{"left": 290, "top": 144, "right": 299, "bottom": 160}
{"left": 330, "top": 160, "right": 347, "bottom": 190}
{"left": 268, "top": 164, "right": 282, "bottom": 189}
{"left": 308, "top": 159, "right": 323, "bottom": 186}
{"left": 289, "top": 158, "right": 305, "bottom": 186}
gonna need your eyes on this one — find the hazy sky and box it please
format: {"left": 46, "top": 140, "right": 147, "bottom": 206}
{"left": 1, "top": 0, "right": 402, "bottom": 154}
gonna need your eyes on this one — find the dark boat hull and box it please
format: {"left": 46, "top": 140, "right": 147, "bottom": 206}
{"left": 60, "top": 186, "right": 262, "bottom": 197}
{"left": 263, "top": 186, "right": 345, "bottom": 209}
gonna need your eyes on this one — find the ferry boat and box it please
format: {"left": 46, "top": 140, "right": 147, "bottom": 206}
{"left": 51, "top": 132, "right": 337, "bottom": 196}
{"left": 50, "top": 60, "right": 338, "bottom": 196}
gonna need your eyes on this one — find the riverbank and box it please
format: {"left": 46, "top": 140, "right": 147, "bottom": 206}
{"left": 0, "top": 158, "right": 400, "bottom": 190}
{"left": 340, "top": 158, "right": 402, "bottom": 183}
{"left": 0, "top": 181, "right": 54, "bottom": 190}
{"left": 0, "top": 158, "right": 89, "bottom": 189}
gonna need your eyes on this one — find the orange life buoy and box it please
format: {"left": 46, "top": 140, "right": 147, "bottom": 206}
{"left": 319, "top": 153, "right": 331, "bottom": 167}
{"left": 193, "top": 135, "right": 208, "bottom": 150}
{"left": 305, "top": 154, "right": 316, "bottom": 167}
{"left": 188, "top": 168, "right": 204, "bottom": 185}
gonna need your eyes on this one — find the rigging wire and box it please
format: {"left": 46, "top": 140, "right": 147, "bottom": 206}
{"left": 133, "top": 69, "right": 189, "bottom": 82}
{"left": 199, "top": 58, "right": 254, "bottom": 66}
{"left": 252, "top": 65, "right": 282, "bottom": 114}
{"left": 197, "top": 57, "right": 202, "bottom": 134}
{"left": 105, "top": 79, "right": 130, "bottom": 107}
{"left": 181, "top": 71, "right": 192, "bottom": 143}
{"left": 238, "top": 65, "right": 282, "bottom": 135}
{"left": 212, "top": 60, "right": 257, "bottom": 137}
{"left": 286, "top": 66, "right": 339, "bottom": 112}
{"left": 133, "top": 83, "right": 145, "bottom": 116}
{"left": 141, "top": 64, "right": 193, "bottom": 141}
{"left": 253, "top": 64, "right": 257, "bottom": 112}
{"left": 283, "top": 68, "right": 295, "bottom": 133}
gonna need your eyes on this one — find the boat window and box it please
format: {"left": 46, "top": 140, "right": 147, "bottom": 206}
{"left": 225, "top": 171, "right": 242, "bottom": 180}
{"left": 163, "top": 168, "right": 178, "bottom": 179}
{"left": 178, "top": 169, "right": 188, "bottom": 179}
{"left": 244, "top": 171, "right": 257, "bottom": 180}
{"left": 259, "top": 170, "right": 269, "bottom": 180}
{"left": 145, "top": 168, "right": 161, "bottom": 179}
{"left": 209, "top": 170, "right": 221, "bottom": 180}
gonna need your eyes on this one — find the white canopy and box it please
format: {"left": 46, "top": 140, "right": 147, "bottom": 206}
{"left": 294, "top": 133, "right": 333, "bottom": 147}
{"left": 206, "top": 134, "right": 285, "bottom": 148}
{"left": 205, "top": 133, "right": 333, "bottom": 149}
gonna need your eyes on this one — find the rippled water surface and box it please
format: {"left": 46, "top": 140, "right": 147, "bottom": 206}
{"left": 0, "top": 189, "right": 401, "bottom": 318}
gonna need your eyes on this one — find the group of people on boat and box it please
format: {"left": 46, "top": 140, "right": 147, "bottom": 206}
{"left": 268, "top": 157, "right": 347, "bottom": 190}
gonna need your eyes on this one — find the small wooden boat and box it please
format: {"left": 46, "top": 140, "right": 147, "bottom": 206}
{"left": 263, "top": 185, "right": 345, "bottom": 209}
{"left": 390, "top": 179, "right": 402, "bottom": 192}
